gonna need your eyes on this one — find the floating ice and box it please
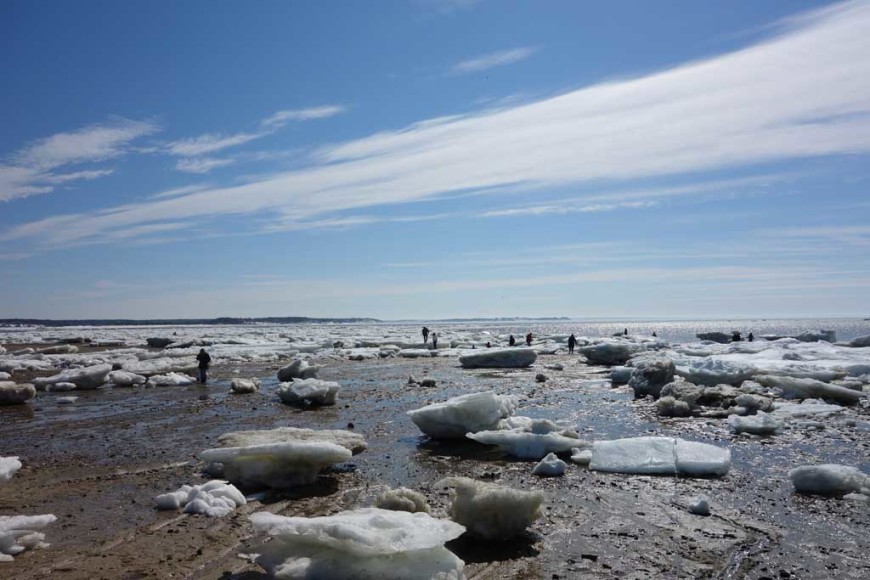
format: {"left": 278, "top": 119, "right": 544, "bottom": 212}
{"left": 407, "top": 391, "right": 517, "bottom": 439}
{"left": 0, "top": 382, "right": 35, "bottom": 405}
{"left": 0, "top": 514, "right": 57, "bottom": 561}
{"left": 467, "top": 430, "right": 585, "bottom": 459}
{"left": 155, "top": 480, "right": 246, "bottom": 517}
{"left": 589, "top": 437, "right": 731, "bottom": 477}
{"left": 532, "top": 452, "right": 567, "bottom": 476}
{"left": 249, "top": 508, "right": 465, "bottom": 580}
{"left": 789, "top": 464, "right": 869, "bottom": 495}
{"left": 376, "top": 487, "right": 430, "bottom": 513}
{"left": 0, "top": 457, "right": 22, "bottom": 482}
{"left": 147, "top": 372, "right": 195, "bottom": 387}
{"left": 230, "top": 378, "right": 260, "bottom": 394}
{"left": 107, "top": 370, "right": 147, "bottom": 387}
{"left": 277, "top": 379, "right": 340, "bottom": 406}
{"left": 200, "top": 441, "right": 352, "bottom": 488}
{"left": 458, "top": 348, "right": 537, "bottom": 369}
{"left": 728, "top": 411, "right": 783, "bottom": 435}
{"left": 32, "top": 363, "right": 112, "bottom": 390}
{"left": 437, "top": 476, "right": 543, "bottom": 539}
{"left": 217, "top": 427, "right": 367, "bottom": 455}
{"left": 277, "top": 359, "right": 320, "bottom": 381}
{"left": 755, "top": 375, "right": 864, "bottom": 405}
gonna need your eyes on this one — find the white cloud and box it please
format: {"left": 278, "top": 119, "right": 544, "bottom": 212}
{"left": 165, "top": 132, "right": 262, "bottom": 157}
{"left": 1, "top": 118, "right": 155, "bottom": 202}
{"left": 480, "top": 200, "right": 656, "bottom": 218}
{"left": 260, "top": 106, "right": 346, "bottom": 129}
{"left": 175, "top": 157, "right": 235, "bottom": 174}
{"left": 5, "top": 1, "right": 870, "bottom": 245}
{"left": 450, "top": 46, "right": 538, "bottom": 75}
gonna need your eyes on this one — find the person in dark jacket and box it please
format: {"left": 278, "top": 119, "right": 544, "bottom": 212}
{"left": 196, "top": 348, "right": 211, "bottom": 384}
{"left": 509, "top": 335, "right": 516, "bottom": 347}
{"left": 422, "top": 327, "right": 430, "bottom": 344}
{"left": 568, "top": 333, "right": 577, "bottom": 354}
{"left": 525, "top": 332, "right": 533, "bottom": 347}
{"left": 431, "top": 332, "right": 438, "bottom": 349}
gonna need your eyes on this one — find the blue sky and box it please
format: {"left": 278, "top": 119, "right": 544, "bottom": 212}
{"left": 1, "top": 0, "right": 869, "bottom": 320}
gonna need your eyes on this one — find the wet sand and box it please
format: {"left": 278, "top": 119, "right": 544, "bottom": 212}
{"left": 2, "top": 351, "right": 869, "bottom": 579}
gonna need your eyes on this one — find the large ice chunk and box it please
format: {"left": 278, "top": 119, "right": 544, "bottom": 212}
{"left": 231, "top": 378, "right": 260, "bottom": 394}
{"left": 675, "top": 359, "right": 755, "bottom": 386}
{"left": 407, "top": 391, "right": 516, "bottom": 439}
{"left": 32, "top": 363, "right": 112, "bottom": 390}
{"left": 755, "top": 375, "right": 864, "bottom": 405}
{"left": 200, "top": 441, "right": 352, "bottom": 488}
{"left": 277, "top": 359, "right": 320, "bottom": 381}
{"left": 789, "top": 464, "right": 869, "bottom": 495}
{"left": 155, "top": 480, "right": 246, "bottom": 517}
{"left": 466, "top": 430, "right": 587, "bottom": 459}
{"left": 147, "top": 372, "right": 195, "bottom": 387}
{"left": 107, "top": 370, "right": 147, "bottom": 387}
{"left": 217, "top": 427, "right": 367, "bottom": 455}
{"left": 458, "top": 348, "right": 537, "bottom": 369}
{"left": 577, "top": 341, "right": 641, "bottom": 365}
{"left": 628, "top": 357, "right": 675, "bottom": 398}
{"left": 589, "top": 437, "right": 730, "bottom": 477}
{"left": 0, "top": 514, "right": 57, "bottom": 561}
{"left": 0, "top": 382, "right": 35, "bottom": 405}
{"left": 437, "top": 476, "right": 543, "bottom": 539}
{"left": 0, "top": 457, "right": 22, "bottom": 482}
{"left": 728, "top": 412, "right": 783, "bottom": 435}
{"left": 532, "top": 453, "right": 567, "bottom": 477}
{"left": 277, "top": 379, "right": 340, "bottom": 407}
{"left": 847, "top": 335, "right": 870, "bottom": 347}
{"left": 249, "top": 508, "right": 465, "bottom": 580}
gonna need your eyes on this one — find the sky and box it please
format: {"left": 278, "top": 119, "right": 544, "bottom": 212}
{"left": 1, "top": 0, "right": 869, "bottom": 320}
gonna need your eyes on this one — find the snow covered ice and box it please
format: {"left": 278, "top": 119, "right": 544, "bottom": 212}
{"left": 789, "top": 464, "right": 869, "bottom": 496}
{"left": 467, "top": 430, "right": 586, "bottom": 459}
{"left": 728, "top": 411, "right": 783, "bottom": 435}
{"left": 437, "top": 477, "right": 544, "bottom": 540}
{"left": 248, "top": 508, "right": 466, "bottom": 579}
{"left": 0, "top": 457, "right": 22, "bottom": 482}
{"left": 532, "top": 452, "right": 567, "bottom": 476}
{"left": 376, "top": 487, "right": 430, "bottom": 513}
{"left": 200, "top": 441, "right": 352, "bottom": 488}
{"left": 458, "top": 347, "right": 537, "bottom": 369}
{"left": 277, "top": 378, "right": 340, "bottom": 406}
{"left": 32, "top": 363, "right": 112, "bottom": 390}
{"left": 155, "top": 480, "right": 246, "bottom": 517}
{"left": 0, "top": 514, "right": 57, "bottom": 562}
{"left": 276, "top": 359, "right": 320, "bottom": 381}
{"left": 231, "top": 378, "right": 260, "bottom": 393}
{"left": 589, "top": 437, "right": 731, "bottom": 476}
{"left": 217, "top": 427, "right": 367, "bottom": 455}
{"left": 0, "top": 381, "right": 35, "bottom": 405}
{"left": 407, "top": 391, "right": 517, "bottom": 439}
{"left": 147, "top": 372, "right": 195, "bottom": 387}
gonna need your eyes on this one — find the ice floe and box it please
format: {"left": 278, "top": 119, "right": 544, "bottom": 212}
{"left": 0, "top": 514, "right": 56, "bottom": 562}
{"left": 200, "top": 441, "right": 352, "bottom": 488}
{"left": 147, "top": 372, "right": 195, "bottom": 387}
{"left": 249, "top": 508, "right": 466, "bottom": 579}
{"left": 437, "top": 476, "right": 543, "bottom": 539}
{"left": 277, "top": 378, "right": 340, "bottom": 406}
{"left": 107, "top": 370, "right": 147, "bottom": 387}
{"left": 458, "top": 348, "right": 537, "bottom": 369}
{"left": 277, "top": 359, "right": 320, "bottom": 381}
{"left": 789, "top": 464, "right": 869, "bottom": 496}
{"left": 755, "top": 375, "right": 864, "bottom": 405}
{"left": 155, "top": 480, "right": 247, "bottom": 517}
{"left": 32, "top": 363, "right": 112, "bottom": 390}
{"left": 728, "top": 411, "right": 783, "bottom": 435}
{"left": 217, "top": 427, "right": 367, "bottom": 455}
{"left": 407, "top": 391, "right": 517, "bottom": 439}
{"left": 0, "top": 457, "right": 22, "bottom": 482}
{"left": 230, "top": 378, "right": 260, "bottom": 393}
{"left": 532, "top": 452, "right": 567, "bottom": 476}
{"left": 467, "top": 430, "right": 585, "bottom": 460}
{"left": 589, "top": 437, "right": 731, "bottom": 476}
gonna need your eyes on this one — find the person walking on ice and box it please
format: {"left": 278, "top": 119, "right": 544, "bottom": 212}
{"left": 196, "top": 348, "right": 211, "bottom": 384}
{"left": 431, "top": 332, "right": 438, "bottom": 349}
{"left": 568, "top": 333, "right": 577, "bottom": 354}
{"left": 422, "top": 327, "right": 429, "bottom": 344}
{"left": 525, "top": 332, "right": 533, "bottom": 347}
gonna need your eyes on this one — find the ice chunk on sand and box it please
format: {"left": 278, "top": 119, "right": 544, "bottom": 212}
{"left": 217, "top": 427, "right": 366, "bottom": 455}
{"left": 249, "top": 508, "right": 465, "bottom": 580}
{"left": 689, "top": 496, "right": 711, "bottom": 516}
{"left": 122, "top": 357, "right": 193, "bottom": 376}
{"left": 0, "top": 372, "right": 10, "bottom": 380}
{"left": 32, "top": 363, "right": 112, "bottom": 390}
{"left": 675, "top": 359, "right": 755, "bottom": 386}
{"left": 407, "top": 391, "right": 516, "bottom": 439}
{"left": 398, "top": 348, "right": 437, "bottom": 358}
{"left": 459, "top": 348, "right": 536, "bottom": 369}
{"left": 609, "top": 366, "right": 632, "bottom": 384}
{"left": 56, "top": 396, "right": 78, "bottom": 405}
{"left": 45, "top": 382, "right": 76, "bottom": 392}
{"left": 577, "top": 341, "right": 641, "bottom": 365}
{"left": 276, "top": 359, "right": 320, "bottom": 381}
{"left": 467, "top": 430, "right": 586, "bottom": 460}
{"left": 532, "top": 453, "right": 567, "bottom": 477}
{"left": 571, "top": 448, "right": 593, "bottom": 465}
{"left": 629, "top": 357, "right": 675, "bottom": 398}
{"left": 107, "top": 370, "right": 147, "bottom": 387}
{"left": 147, "top": 372, "right": 195, "bottom": 387}
{"left": 789, "top": 464, "right": 869, "bottom": 495}
{"left": 376, "top": 487, "right": 430, "bottom": 513}
{"left": 755, "top": 375, "right": 864, "bottom": 405}
{"left": 0, "top": 514, "right": 57, "bottom": 560}
{"left": 155, "top": 480, "right": 246, "bottom": 517}
{"left": 1, "top": 457, "right": 22, "bottom": 482}
{"left": 437, "top": 477, "right": 543, "bottom": 539}
{"left": 200, "top": 441, "right": 352, "bottom": 488}
{"left": 0, "top": 382, "right": 35, "bottom": 405}
{"left": 847, "top": 334, "right": 870, "bottom": 347}
{"left": 771, "top": 400, "right": 844, "bottom": 419}
{"left": 277, "top": 379, "right": 340, "bottom": 406}
{"left": 589, "top": 437, "right": 730, "bottom": 477}
{"left": 728, "top": 411, "right": 783, "bottom": 435}
{"left": 230, "top": 378, "right": 260, "bottom": 394}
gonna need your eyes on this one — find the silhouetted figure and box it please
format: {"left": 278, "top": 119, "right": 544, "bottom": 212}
{"left": 623, "top": 328, "right": 628, "bottom": 336}
{"left": 431, "top": 332, "right": 438, "bottom": 349}
{"left": 509, "top": 334, "right": 516, "bottom": 347}
{"left": 748, "top": 332, "right": 754, "bottom": 342}
{"left": 196, "top": 348, "right": 211, "bottom": 384}
{"left": 568, "top": 333, "right": 577, "bottom": 354}
{"left": 732, "top": 331, "right": 742, "bottom": 342}
{"left": 485, "top": 341, "right": 491, "bottom": 348}
{"left": 422, "top": 327, "right": 429, "bottom": 343}
{"left": 652, "top": 331, "right": 657, "bottom": 337}
{"left": 525, "top": 332, "right": 533, "bottom": 347}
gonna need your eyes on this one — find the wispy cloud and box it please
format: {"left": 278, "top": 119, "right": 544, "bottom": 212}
{"left": 5, "top": 1, "right": 870, "bottom": 246}
{"left": 450, "top": 46, "right": 538, "bottom": 75}
{"left": 260, "top": 106, "right": 346, "bottom": 129}
{"left": 1, "top": 118, "right": 156, "bottom": 202}
{"left": 165, "top": 133, "right": 262, "bottom": 157}
{"left": 481, "top": 200, "right": 656, "bottom": 218}
{"left": 175, "top": 157, "right": 235, "bottom": 174}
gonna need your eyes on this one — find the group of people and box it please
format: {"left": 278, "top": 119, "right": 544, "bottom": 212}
{"left": 421, "top": 326, "right": 438, "bottom": 349}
